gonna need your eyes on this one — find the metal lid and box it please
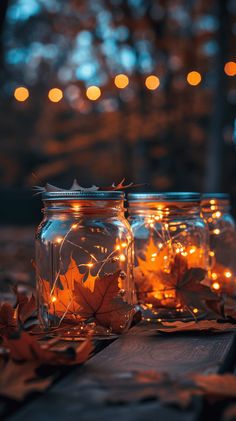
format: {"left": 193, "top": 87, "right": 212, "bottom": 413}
{"left": 201, "top": 193, "right": 230, "bottom": 201}
{"left": 128, "top": 192, "right": 200, "bottom": 202}
{"left": 42, "top": 191, "right": 124, "bottom": 201}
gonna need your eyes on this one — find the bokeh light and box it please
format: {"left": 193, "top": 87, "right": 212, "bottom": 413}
{"left": 187, "top": 71, "right": 202, "bottom": 86}
{"left": 86, "top": 85, "right": 101, "bottom": 100}
{"left": 224, "top": 61, "right": 236, "bottom": 76}
{"left": 145, "top": 75, "right": 160, "bottom": 90}
{"left": 48, "top": 88, "right": 63, "bottom": 102}
{"left": 14, "top": 86, "right": 29, "bottom": 102}
{"left": 114, "top": 74, "right": 129, "bottom": 89}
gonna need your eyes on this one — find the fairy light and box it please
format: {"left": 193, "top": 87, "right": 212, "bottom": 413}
{"left": 224, "top": 271, "right": 232, "bottom": 279}
{"left": 209, "top": 251, "right": 215, "bottom": 257}
{"left": 181, "top": 251, "right": 188, "bottom": 257}
{"left": 212, "top": 281, "right": 220, "bottom": 291}
{"left": 211, "top": 205, "right": 216, "bottom": 211}
{"left": 115, "top": 245, "right": 121, "bottom": 251}
{"left": 56, "top": 237, "right": 63, "bottom": 244}
{"left": 213, "top": 228, "right": 220, "bottom": 235}
{"left": 152, "top": 253, "right": 157, "bottom": 257}
{"left": 73, "top": 205, "right": 80, "bottom": 211}
{"left": 87, "top": 262, "right": 94, "bottom": 268}
{"left": 121, "top": 242, "right": 127, "bottom": 248}
{"left": 51, "top": 296, "right": 57, "bottom": 303}
{"left": 48, "top": 88, "right": 63, "bottom": 102}
{"left": 119, "top": 254, "right": 126, "bottom": 262}
{"left": 14, "top": 86, "right": 29, "bottom": 102}
{"left": 170, "top": 226, "right": 177, "bottom": 232}
{"left": 86, "top": 86, "right": 101, "bottom": 100}
{"left": 213, "top": 211, "right": 221, "bottom": 218}
{"left": 224, "top": 61, "right": 236, "bottom": 77}
{"left": 145, "top": 75, "right": 160, "bottom": 90}
{"left": 211, "top": 272, "right": 218, "bottom": 280}
{"left": 158, "top": 243, "right": 163, "bottom": 249}
{"left": 210, "top": 200, "right": 215, "bottom": 205}
{"left": 72, "top": 224, "right": 78, "bottom": 229}
{"left": 189, "top": 247, "right": 196, "bottom": 254}
{"left": 114, "top": 74, "right": 129, "bottom": 89}
{"left": 193, "top": 308, "right": 198, "bottom": 314}
{"left": 187, "top": 71, "right": 202, "bottom": 86}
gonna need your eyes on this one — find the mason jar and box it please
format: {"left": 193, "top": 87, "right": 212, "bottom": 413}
{"left": 128, "top": 192, "right": 210, "bottom": 321}
{"left": 36, "top": 191, "right": 135, "bottom": 339}
{"left": 201, "top": 193, "right": 236, "bottom": 296}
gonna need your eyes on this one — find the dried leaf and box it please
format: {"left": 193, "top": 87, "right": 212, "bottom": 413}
{"left": 0, "top": 360, "right": 52, "bottom": 401}
{"left": 0, "top": 303, "right": 17, "bottom": 335}
{"left": 156, "top": 320, "right": 236, "bottom": 333}
{"left": 74, "top": 271, "right": 133, "bottom": 333}
{"left": 15, "top": 291, "right": 37, "bottom": 324}
{"left": 191, "top": 373, "right": 236, "bottom": 400}
{"left": 3, "top": 331, "right": 93, "bottom": 365}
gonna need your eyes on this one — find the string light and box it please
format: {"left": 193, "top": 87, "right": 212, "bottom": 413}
{"left": 145, "top": 75, "right": 160, "bottom": 90}
{"left": 212, "top": 281, "right": 220, "bottom": 291}
{"left": 193, "top": 308, "right": 198, "bottom": 314}
{"left": 189, "top": 247, "right": 196, "bottom": 254}
{"left": 87, "top": 262, "right": 94, "bottom": 268}
{"left": 14, "top": 86, "right": 29, "bottom": 102}
{"left": 86, "top": 85, "right": 101, "bottom": 100}
{"left": 119, "top": 254, "right": 126, "bottom": 262}
{"left": 224, "top": 270, "right": 232, "bottom": 278}
{"left": 48, "top": 88, "right": 63, "bottom": 102}
{"left": 224, "top": 61, "right": 236, "bottom": 77}
{"left": 213, "top": 228, "right": 220, "bottom": 235}
{"left": 187, "top": 71, "right": 202, "bottom": 86}
{"left": 212, "top": 211, "right": 221, "bottom": 218}
{"left": 211, "top": 272, "right": 218, "bottom": 280}
{"left": 56, "top": 237, "right": 63, "bottom": 244}
{"left": 114, "top": 74, "right": 129, "bottom": 89}
{"left": 51, "top": 296, "right": 57, "bottom": 303}
{"left": 209, "top": 251, "right": 215, "bottom": 257}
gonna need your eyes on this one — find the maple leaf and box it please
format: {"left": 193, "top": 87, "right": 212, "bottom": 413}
{"left": 15, "top": 290, "right": 37, "bottom": 324}
{"left": 161, "top": 254, "right": 219, "bottom": 311}
{"left": 0, "top": 303, "right": 17, "bottom": 335}
{"left": 191, "top": 373, "right": 236, "bottom": 401}
{"left": 156, "top": 320, "right": 236, "bottom": 334}
{"left": 0, "top": 360, "right": 52, "bottom": 401}
{"left": 74, "top": 271, "right": 133, "bottom": 333}
{"left": 3, "top": 330, "right": 93, "bottom": 365}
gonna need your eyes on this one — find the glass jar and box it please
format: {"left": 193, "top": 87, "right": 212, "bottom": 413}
{"left": 36, "top": 191, "right": 135, "bottom": 339}
{"left": 201, "top": 193, "right": 236, "bottom": 296}
{"left": 128, "top": 192, "right": 210, "bottom": 321}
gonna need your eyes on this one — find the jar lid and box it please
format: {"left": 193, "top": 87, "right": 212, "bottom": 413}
{"left": 201, "top": 193, "right": 230, "bottom": 201}
{"left": 128, "top": 192, "right": 200, "bottom": 202}
{"left": 42, "top": 191, "right": 124, "bottom": 201}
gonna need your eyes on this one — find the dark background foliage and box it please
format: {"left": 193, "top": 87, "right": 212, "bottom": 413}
{"left": 0, "top": 0, "right": 236, "bottom": 224}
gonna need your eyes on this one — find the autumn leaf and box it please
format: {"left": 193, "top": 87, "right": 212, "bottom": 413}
{"left": 0, "top": 303, "right": 17, "bottom": 335}
{"left": 3, "top": 331, "right": 93, "bottom": 365}
{"left": 191, "top": 373, "right": 236, "bottom": 401}
{"left": 15, "top": 290, "right": 37, "bottom": 324}
{"left": 74, "top": 271, "right": 133, "bottom": 333}
{"left": 156, "top": 320, "right": 236, "bottom": 334}
{"left": 0, "top": 359, "right": 52, "bottom": 401}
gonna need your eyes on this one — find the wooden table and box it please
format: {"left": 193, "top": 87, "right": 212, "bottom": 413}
{"left": 5, "top": 324, "right": 236, "bottom": 421}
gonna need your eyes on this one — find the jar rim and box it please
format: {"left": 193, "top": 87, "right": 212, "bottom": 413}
{"left": 128, "top": 192, "right": 200, "bottom": 202}
{"left": 42, "top": 191, "right": 124, "bottom": 201}
{"left": 201, "top": 193, "right": 230, "bottom": 201}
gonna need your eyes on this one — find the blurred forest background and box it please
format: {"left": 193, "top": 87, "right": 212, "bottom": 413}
{"left": 0, "top": 0, "right": 236, "bottom": 226}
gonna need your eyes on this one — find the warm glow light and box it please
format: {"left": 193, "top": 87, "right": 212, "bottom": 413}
{"left": 86, "top": 85, "right": 101, "bottom": 100}
{"left": 158, "top": 243, "right": 163, "bottom": 249}
{"left": 145, "top": 75, "right": 160, "bottom": 90}
{"left": 119, "top": 254, "right": 126, "bottom": 262}
{"left": 87, "top": 262, "right": 94, "bottom": 268}
{"left": 14, "top": 86, "right": 29, "bottom": 102}
{"left": 72, "top": 224, "right": 78, "bottom": 229}
{"left": 213, "top": 228, "right": 220, "bottom": 235}
{"left": 212, "top": 211, "right": 221, "bottom": 218}
{"left": 224, "top": 271, "right": 232, "bottom": 279}
{"left": 56, "top": 237, "right": 63, "bottom": 244}
{"left": 114, "top": 74, "right": 129, "bottom": 89}
{"left": 181, "top": 251, "right": 188, "bottom": 257}
{"left": 212, "top": 281, "right": 220, "bottom": 291}
{"left": 189, "top": 247, "right": 196, "bottom": 254}
{"left": 121, "top": 242, "right": 127, "bottom": 248}
{"left": 116, "top": 245, "right": 121, "bottom": 250}
{"left": 193, "top": 308, "right": 198, "bottom": 314}
{"left": 211, "top": 272, "right": 218, "bottom": 280}
{"left": 210, "top": 200, "right": 215, "bottom": 205}
{"left": 224, "top": 61, "right": 236, "bottom": 77}
{"left": 209, "top": 251, "right": 215, "bottom": 257}
{"left": 187, "top": 71, "right": 202, "bottom": 86}
{"left": 48, "top": 88, "right": 63, "bottom": 102}
{"left": 51, "top": 296, "right": 57, "bottom": 303}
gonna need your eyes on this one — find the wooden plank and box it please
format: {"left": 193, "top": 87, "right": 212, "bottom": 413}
{"left": 8, "top": 325, "right": 236, "bottom": 421}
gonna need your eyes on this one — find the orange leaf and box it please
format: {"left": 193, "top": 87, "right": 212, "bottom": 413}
{"left": 0, "top": 303, "right": 17, "bottom": 335}
{"left": 74, "top": 271, "right": 133, "bottom": 333}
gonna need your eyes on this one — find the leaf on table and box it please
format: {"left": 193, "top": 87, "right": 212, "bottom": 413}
{"left": 191, "top": 373, "right": 236, "bottom": 400}
{"left": 0, "top": 303, "right": 17, "bottom": 335}
{"left": 74, "top": 271, "right": 133, "bottom": 333}
{"left": 3, "top": 331, "right": 93, "bottom": 365}
{"left": 15, "top": 290, "right": 37, "bottom": 324}
{"left": 156, "top": 320, "right": 236, "bottom": 333}
{"left": 0, "top": 359, "right": 52, "bottom": 401}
